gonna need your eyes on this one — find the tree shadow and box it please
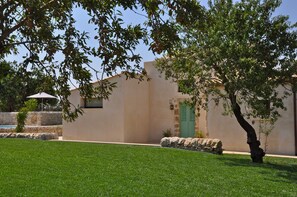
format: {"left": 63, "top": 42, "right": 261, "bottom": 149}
{"left": 217, "top": 156, "right": 297, "bottom": 184}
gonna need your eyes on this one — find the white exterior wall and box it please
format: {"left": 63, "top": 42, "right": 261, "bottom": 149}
{"left": 146, "top": 61, "right": 176, "bottom": 142}
{"left": 63, "top": 76, "right": 125, "bottom": 142}
{"left": 63, "top": 61, "right": 207, "bottom": 144}
{"left": 207, "top": 86, "right": 295, "bottom": 155}
{"left": 63, "top": 61, "right": 295, "bottom": 155}
{"left": 262, "top": 86, "right": 295, "bottom": 155}
{"left": 123, "top": 78, "right": 150, "bottom": 143}
{"left": 145, "top": 61, "right": 193, "bottom": 143}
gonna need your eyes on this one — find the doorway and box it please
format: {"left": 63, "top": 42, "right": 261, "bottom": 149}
{"left": 179, "top": 102, "right": 195, "bottom": 137}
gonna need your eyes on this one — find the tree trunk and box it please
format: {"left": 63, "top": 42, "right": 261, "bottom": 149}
{"left": 229, "top": 94, "right": 265, "bottom": 163}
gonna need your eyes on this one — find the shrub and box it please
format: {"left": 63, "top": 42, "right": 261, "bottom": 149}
{"left": 258, "top": 119, "right": 274, "bottom": 152}
{"left": 162, "top": 129, "right": 172, "bottom": 137}
{"left": 15, "top": 99, "right": 38, "bottom": 133}
{"left": 195, "top": 131, "right": 205, "bottom": 138}
{"left": 24, "top": 99, "right": 38, "bottom": 111}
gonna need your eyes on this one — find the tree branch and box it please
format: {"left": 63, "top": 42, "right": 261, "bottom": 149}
{"left": 0, "top": 0, "right": 14, "bottom": 14}
{"left": 3, "top": 40, "right": 41, "bottom": 47}
{"left": 0, "top": 0, "right": 57, "bottom": 42}
{"left": 0, "top": 2, "right": 19, "bottom": 21}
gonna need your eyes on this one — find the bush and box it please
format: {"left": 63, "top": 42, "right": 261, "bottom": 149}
{"left": 24, "top": 99, "right": 38, "bottom": 111}
{"left": 195, "top": 131, "right": 205, "bottom": 138}
{"left": 162, "top": 129, "right": 172, "bottom": 137}
{"left": 15, "top": 99, "right": 38, "bottom": 133}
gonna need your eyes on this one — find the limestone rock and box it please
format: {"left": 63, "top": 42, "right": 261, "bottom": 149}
{"left": 0, "top": 133, "right": 58, "bottom": 140}
{"left": 170, "top": 137, "right": 179, "bottom": 147}
{"left": 160, "top": 137, "right": 170, "bottom": 147}
{"left": 160, "top": 137, "right": 223, "bottom": 154}
{"left": 177, "top": 138, "right": 185, "bottom": 148}
{"left": 184, "top": 138, "right": 193, "bottom": 148}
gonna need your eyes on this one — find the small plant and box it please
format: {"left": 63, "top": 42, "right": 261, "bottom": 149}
{"left": 162, "top": 129, "right": 172, "bottom": 137}
{"left": 16, "top": 99, "right": 38, "bottom": 133}
{"left": 258, "top": 119, "right": 274, "bottom": 152}
{"left": 195, "top": 130, "right": 205, "bottom": 138}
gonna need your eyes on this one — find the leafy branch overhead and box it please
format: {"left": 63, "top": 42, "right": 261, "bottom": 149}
{"left": 0, "top": 0, "right": 203, "bottom": 121}
{"left": 0, "top": 0, "right": 201, "bottom": 120}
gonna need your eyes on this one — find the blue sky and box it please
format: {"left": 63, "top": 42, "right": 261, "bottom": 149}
{"left": 97, "top": 0, "right": 297, "bottom": 65}
{"left": 6, "top": 0, "right": 297, "bottom": 87}
{"left": 138, "top": 0, "right": 297, "bottom": 63}
{"left": 73, "top": 0, "right": 297, "bottom": 84}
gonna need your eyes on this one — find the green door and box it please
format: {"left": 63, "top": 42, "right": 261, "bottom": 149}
{"left": 180, "top": 103, "right": 195, "bottom": 137}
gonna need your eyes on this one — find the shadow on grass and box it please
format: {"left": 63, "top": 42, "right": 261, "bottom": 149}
{"left": 217, "top": 156, "right": 297, "bottom": 184}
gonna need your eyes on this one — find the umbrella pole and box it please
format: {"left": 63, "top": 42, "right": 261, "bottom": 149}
{"left": 42, "top": 98, "right": 44, "bottom": 111}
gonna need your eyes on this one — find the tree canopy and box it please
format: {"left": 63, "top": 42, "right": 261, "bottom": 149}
{"left": 0, "top": 0, "right": 203, "bottom": 120}
{"left": 0, "top": 61, "right": 56, "bottom": 112}
{"left": 156, "top": 0, "right": 297, "bottom": 162}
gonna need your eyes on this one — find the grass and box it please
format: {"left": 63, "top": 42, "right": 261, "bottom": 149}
{"left": 0, "top": 139, "right": 296, "bottom": 196}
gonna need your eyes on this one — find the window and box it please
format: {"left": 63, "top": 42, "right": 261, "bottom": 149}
{"left": 81, "top": 98, "right": 103, "bottom": 108}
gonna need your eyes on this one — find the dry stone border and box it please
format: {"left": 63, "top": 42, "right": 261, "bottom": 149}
{"left": 0, "top": 126, "right": 63, "bottom": 136}
{"left": 0, "top": 133, "right": 58, "bottom": 140}
{"left": 160, "top": 137, "right": 223, "bottom": 154}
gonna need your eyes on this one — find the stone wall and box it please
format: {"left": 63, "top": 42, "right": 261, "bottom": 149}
{"left": 0, "top": 112, "right": 16, "bottom": 125}
{"left": 160, "top": 137, "right": 223, "bottom": 154}
{"left": 0, "top": 133, "right": 58, "bottom": 140}
{"left": 0, "top": 126, "right": 63, "bottom": 136}
{"left": 0, "top": 112, "right": 62, "bottom": 126}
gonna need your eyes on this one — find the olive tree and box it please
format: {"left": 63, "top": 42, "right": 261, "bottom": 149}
{"left": 156, "top": 0, "right": 297, "bottom": 162}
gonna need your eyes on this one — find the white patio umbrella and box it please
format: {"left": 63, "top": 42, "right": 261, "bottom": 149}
{"left": 27, "top": 92, "right": 57, "bottom": 111}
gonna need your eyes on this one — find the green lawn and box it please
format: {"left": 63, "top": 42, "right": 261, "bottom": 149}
{"left": 0, "top": 139, "right": 296, "bottom": 196}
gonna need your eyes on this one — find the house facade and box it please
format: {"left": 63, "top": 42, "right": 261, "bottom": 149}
{"left": 207, "top": 85, "right": 296, "bottom": 155}
{"left": 63, "top": 61, "right": 296, "bottom": 155}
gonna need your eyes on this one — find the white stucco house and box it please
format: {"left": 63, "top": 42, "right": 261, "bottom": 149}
{"left": 63, "top": 61, "right": 297, "bottom": 156}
